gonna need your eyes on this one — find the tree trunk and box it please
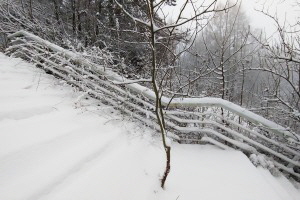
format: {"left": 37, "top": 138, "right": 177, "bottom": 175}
{"left": 108, "top": 0, "right": 114, "bottom": 27}
{"left": 71, "top": 0, "right": 76, "bottom": 32}
{"left": 161, "top": 146, "right": 171, "bottom": 188}
{"left": 28, "top": 0, "right": 33, "bottom": 20}
{"left": 20, "top": 0, "right": 25, "bottom": 12}
{"left": 52, "top": 0, "right": 61, "bottom": 25}
{"left": 147, "top": 1, "right": 171, "bottom": 189}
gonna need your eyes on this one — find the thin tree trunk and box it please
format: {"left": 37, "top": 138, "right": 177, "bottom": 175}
{"left": 71, "top": 0, "right": 76, "bottom": 32}
{"left": 161, "top": 146, "right": 171, "bottom": 188}
{"left": 28, "top": 0, "right": 33, "bottom": 20}
{"left": 238, "top": 64, "right": 245, "bottom": 128}
{"left": 298, "top": 67, "right": 300, "bottom": 94}
{"left": 148, "top": 1, "right": 171, "bottom": 189}
{"left": 20, "top": 0, "right": 25, "bottom": 12}
{"left": 108, "top": 0, "right": 114, "bottom": 27}
{"left": 52, "top": 0, "right": 61, "bottom": 25}
{"left": 220, "top": 55, "right": 226, "bottom": 100}
{"left": 240, "top": 64, "right": 245, "bottom": 106}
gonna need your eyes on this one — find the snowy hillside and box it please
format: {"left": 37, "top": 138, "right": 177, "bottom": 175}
{"left": 0, "top": 53, "right": 299, "bottom": 200}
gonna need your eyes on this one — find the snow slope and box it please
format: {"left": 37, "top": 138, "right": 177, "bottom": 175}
{"left": 0, "top": 53, "right": 299, "bottom": 200}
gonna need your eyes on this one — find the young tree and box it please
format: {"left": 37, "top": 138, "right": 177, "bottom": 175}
{"left": 114, "top": 0, "right": 232, "bottom": 188}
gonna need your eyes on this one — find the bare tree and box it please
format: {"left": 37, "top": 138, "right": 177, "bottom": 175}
{"left": 114, "top": 0, "right": 232, "bottom": 188}
{"left": 250, "top": 7, "right": 300, "bottom": 134}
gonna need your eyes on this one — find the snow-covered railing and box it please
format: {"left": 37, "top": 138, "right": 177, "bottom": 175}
{"left": 6, "top": 30, "right": 300, "bottom": 180}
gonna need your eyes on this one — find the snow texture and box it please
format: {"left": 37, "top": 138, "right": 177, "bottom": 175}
{"left": 0, "top": 53, "right": 300, "bottom": 200}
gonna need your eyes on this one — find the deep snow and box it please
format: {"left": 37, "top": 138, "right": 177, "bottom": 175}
{"left": 0, "top": 53, "right": 299, "bottom": 200}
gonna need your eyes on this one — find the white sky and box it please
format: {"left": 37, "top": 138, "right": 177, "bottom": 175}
{"left": 161, "top": 0, "right": 300, "bottom": 37}
{"left": 242, "top": 0, "right": 299, "bottom": 36}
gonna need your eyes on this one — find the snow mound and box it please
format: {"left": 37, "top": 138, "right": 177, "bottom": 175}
{"left": 0, "top": 53, "right": 299, "bottom": 200}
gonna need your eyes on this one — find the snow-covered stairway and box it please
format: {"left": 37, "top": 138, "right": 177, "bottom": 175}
{"left": 4, "top": 31, "right": 300, "bottom": 181}
{"left": 1, "top": 53, "right": 300, "bottom": 200}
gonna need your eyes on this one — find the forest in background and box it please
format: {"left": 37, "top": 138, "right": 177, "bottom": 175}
{"left": 0, "top": 0, "right": 299, "bottom": 135}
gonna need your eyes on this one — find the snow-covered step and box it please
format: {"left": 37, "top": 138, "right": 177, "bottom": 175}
{"left": 0, "top": 53, "right": 299, "bottom": 200}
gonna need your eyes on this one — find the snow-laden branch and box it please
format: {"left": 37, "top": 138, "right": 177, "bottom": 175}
{"left": 110, "top": 79, "right": 152, "bottom": 85}
{"left": 114, "top": 0, "right": 151, "bottom": 28}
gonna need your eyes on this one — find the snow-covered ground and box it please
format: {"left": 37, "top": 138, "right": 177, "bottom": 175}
{"left": 0, "top": 53, "right": 299, "bottom": 200}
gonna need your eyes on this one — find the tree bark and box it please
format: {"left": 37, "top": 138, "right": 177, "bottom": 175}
{"left": 161, "top": 146, "right": 171, "bottom": 188}
{"left": 71, "top": 0, "right": 76, "bottom": 32}
{"left": 52, "top": 0, "right": 61, "bottom": 25}
{"left": 28, "top": 0, "right": 33, "bottom": 20}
